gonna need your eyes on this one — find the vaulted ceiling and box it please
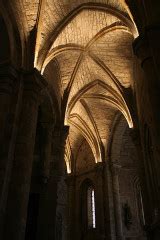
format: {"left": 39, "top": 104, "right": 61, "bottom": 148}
{"left": 2, "top": 0, "right": 138, "bottom": 173}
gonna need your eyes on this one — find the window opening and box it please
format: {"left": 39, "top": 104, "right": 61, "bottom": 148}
{"left": 87, "top": 187, "right": 96, "bottom": 229}
{"left": 135, "top": 182, "right": 146, "bottom": 227}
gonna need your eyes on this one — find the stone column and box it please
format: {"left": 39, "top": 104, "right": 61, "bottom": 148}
{"left": 65, "top": 175, "right": 75, "bottom": 240}
{"left": 0, "top": 63, "right": 17, "bottom": 229}
{"left": 133, "top": 28, "right": 160, "bottom": 224}
{"left": 125, "top": 1, "right": 160, "bottom": 236}
{"left": 40, "top": 123, "right": 54, "bottom": 182}
{"left": 111, "top": 165, "right": 123, "bottom": 240}
{"left": 36, "top": 128, "right": 61, "bottom": 240}
{"left": 94, "top": 162, "right": 106, "bottom": 239}
{"left": 126, "top": 0, "right": 160, "bottom": 193}
{"left": 3, "top": 69, "right": 47, "bottom": 240}
{"left": 133, "top": 28, "right": 160, "bottom": 135}
{"left": 104, "top": 160, "right": 117, "bottom": 240}
{"left": 55, "top": 126, "right": 69, "bottom": 240}
{"left": 59, "top": 126, "right": 69, "bottom": 175}
{"left": 130, "top": 129, "right": 153, "bottom": 223}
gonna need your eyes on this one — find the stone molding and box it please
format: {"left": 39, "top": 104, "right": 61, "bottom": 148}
{"left": 0, "top": 65, "right": 48, "bottom": 100}
{"left": 94, "top": 162, "right": 105, "bottom": 175}
{"left": 21, "top": 68, "right": 47, "bottom": 102}
{"left": 129, "top": 128, "right": 141, "bottom": 146}
{"left": 65, "top": 174, "right": 76, "bottom": 187}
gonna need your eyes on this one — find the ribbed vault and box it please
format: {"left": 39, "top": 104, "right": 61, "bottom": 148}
{"left": 40, "top": 3, "right": 136, "bottom": 173}
{"left": 2, "top": 0, "right": 137, "bottom": 173}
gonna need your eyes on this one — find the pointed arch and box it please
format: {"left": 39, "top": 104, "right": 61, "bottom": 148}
{"left": 66, "top": 80, "right": 133, "bottom": 128}
{"left": 68, "top": 114, "right": 102, "bottom": 163}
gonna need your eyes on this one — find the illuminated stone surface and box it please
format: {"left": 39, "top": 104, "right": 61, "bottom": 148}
{"left": 2, "top": 1, "right": 158, "bottom": 240}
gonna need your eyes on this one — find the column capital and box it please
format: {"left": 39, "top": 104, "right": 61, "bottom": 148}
{"left": 22, "top": 68, "right": 47, "bottom": 89}
{"left": 65, "top": 174, "right": 76, "bottom": 187}
{"left": 129, "top": 128, "right": 141, "bottom": 146}
{"left": 21, "top": 68, "right": 48, "bottom": 102}
{"left": 94, "top": 162, "right": 105, "bottom": 174}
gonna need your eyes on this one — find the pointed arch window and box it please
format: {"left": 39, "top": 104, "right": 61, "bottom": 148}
{"left": 80, "top": 180, "right": 97, "bottom": 236}
{"left": 136, "top": 185, "right": 145, "bottom": 226}
{"left": 87, "top": 186, "right": 96, "bottom": 229}
{"left": 134, "top": 178, "right": 145, "bottom": 227}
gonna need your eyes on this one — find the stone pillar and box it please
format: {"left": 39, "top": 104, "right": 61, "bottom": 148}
{"left": 111, "top": 165, "right": 123, "bottom": 240}
{"left": 35, "top": 124, "right": 59, "bottom": 240}
{"left": 126, "top": 0, "right": 160, "bottom": 197}
{"left": 94, "top": 162, "right": 106, "bottom": 239}
{"left": 36, "top": 127, "right": 61, "bottom": 240}
{"left": 59, "top": 126, "right": 69, "bottom": 175}
{"left": 133, "top": 27, "right": 160, "bottom": 136}
{"left": 133, "top": 27, "right": 160, "bottom": 223}
{"left": 3, "top": 69, "right": 47, "bottom": 240}
{"left": 125, "top": 1, "right": 160, "bottom": 236}
{"left": 104, "top": 161, "right": 117, "bottom": 240}
{"left": 65, "top": 175, "right": 75, "bottom": 240}
{"left": 0, "top": 63, "right": 17, "bottom": 229}
{"left": 55, "top": 126, "right": 69, "bottom": 240}
{"left": 130, "top": 129, "right": 153, "bottom": 223}
{"left": 40, "top": 123, "right": 54, "bottom": 182}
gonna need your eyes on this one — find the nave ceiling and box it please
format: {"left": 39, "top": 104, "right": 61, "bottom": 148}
{"left": 1, "top": 0, "right": 138, "bottom": 173}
